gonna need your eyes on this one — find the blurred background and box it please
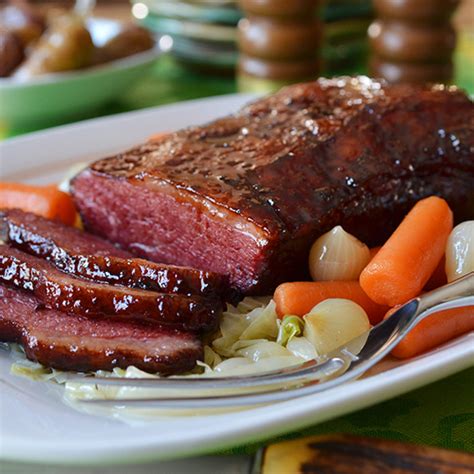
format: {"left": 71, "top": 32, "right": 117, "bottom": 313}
{"left": 0, "top": 0, "right": 472, "bottom": 138}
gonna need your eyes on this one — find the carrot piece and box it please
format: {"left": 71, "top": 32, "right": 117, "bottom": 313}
{"left": 0, "top": 182, "right": 77, "bottom": 226}
{"left": 148, "top": 132, "right": 170, "bottom": 143}
{"left": 274, "top": 281, "right": 389, "bottom": 324}
{"left": 360, "top": 196, "right": 453, "bottom": 306}
{"left": 387, "top": 306, "right": 474, "bottom": 359}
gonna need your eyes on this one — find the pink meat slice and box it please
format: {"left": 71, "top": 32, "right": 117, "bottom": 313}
{"left": 0, "top": 244, "right": 220, "bottom": 332}
{"left": 0, "top": 284, "right": 203, "bottom": 374}
{"left": 0, "top": 209, "right": 234, "bottom": 302}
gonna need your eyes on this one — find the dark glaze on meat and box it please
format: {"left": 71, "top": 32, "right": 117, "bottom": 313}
{"left": 72, "top": 77, "right": 474, "bottom": 293}
{"left": 0, "top": 284, "right": 203, "bottom": 374}
{"left": 0, "top": 245, "right": 221, "bottom": 332}
{"left": 0, "top": 209, "right": 234, "bottom": 302}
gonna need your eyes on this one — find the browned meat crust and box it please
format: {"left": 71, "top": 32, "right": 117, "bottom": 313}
{"left": 0, "top": 244, "right": 221, "bottom": 332}
{"left": 71, "top": 77, "right": 474, "bottom": 293}
{"left": 0, "top": 209, "right": 235, "bottom": 302}
{"left": 0, "top": 284, "right": 203, "bottom": 374}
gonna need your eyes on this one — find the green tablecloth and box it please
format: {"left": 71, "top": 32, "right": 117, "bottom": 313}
{"left": 226, "top": 367, "right": 474, "bottom": 456}
{"left": 2, "top": 34, "right": 473, "bottom": 454}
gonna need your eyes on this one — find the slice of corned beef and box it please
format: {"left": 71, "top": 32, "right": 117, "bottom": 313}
{"left": 0, "top": 209, "right": 234, "bottom": 302}
{"left": 0, "top": 244, "right": 220, "bottom": 332}
{"left": 0, "top": 284, "right": 202, "bottom": 374}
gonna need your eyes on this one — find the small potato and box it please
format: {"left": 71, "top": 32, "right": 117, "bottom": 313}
{"left": 98, "top": 24, "right": 154, "bottom": 63}
{"left": 0, "top": 1, "right": 46, "bottom": 46}
{"left": 14, "top": 14, "right": 94, "bottom": 79}
{"left": 0, "top": 30, "right": 24, "bottom": 77}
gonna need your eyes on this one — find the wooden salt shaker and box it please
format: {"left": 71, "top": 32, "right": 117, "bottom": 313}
{"left": 369, "top": 0, "right": 460, "bottom": 84}
{"left": 237, "top": 0, "right": 322, "bottom": 92}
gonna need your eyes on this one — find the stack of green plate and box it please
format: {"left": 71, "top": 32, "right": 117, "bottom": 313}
{"left": 323, "top": 0, "right": 373, "bottom": 74}
{"left": 135, "top": 0, "right": 239, "bottom": 73}
{"left": 133, "top": 0, "right": 372, "bottom": 75}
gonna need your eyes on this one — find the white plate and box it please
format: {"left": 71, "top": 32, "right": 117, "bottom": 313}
{"left": 0, "top": 94, "right": 473, "bottom": 466}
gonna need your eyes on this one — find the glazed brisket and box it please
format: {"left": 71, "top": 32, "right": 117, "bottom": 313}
{"left": 0, "top": 244, "right": 220, "bottom": 332}
{"left": 0, "top": 209, "right": 232, "bottom": 301}
{"left": 0, "top": 284, "right": 203, "bottom": 374}
{"left": 71, "top": 77, "right": 474, "bottom": 293}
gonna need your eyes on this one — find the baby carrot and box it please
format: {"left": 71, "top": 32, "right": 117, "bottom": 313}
{"left": 360, "top": 196, "right": 453, "bottom": 306}
{"left": 0, "top": 182, "right": 77, "bottom": 226}
{"left": 387, "top": 306, "right": 474, "bottom": 359}
{"left": 274, "top": 281, "right": 389, "bottom": 324}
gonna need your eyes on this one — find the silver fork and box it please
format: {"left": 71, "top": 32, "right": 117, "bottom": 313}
{"left": 66, "top": 272, "right": 474, "bottom": 408}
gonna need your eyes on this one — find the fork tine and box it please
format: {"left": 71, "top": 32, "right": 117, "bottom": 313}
{"left": 71, "top": 363, "right": 360, "bottom": 409}
{"left": 65, "top": 356, "right": 349, "bottom": 390}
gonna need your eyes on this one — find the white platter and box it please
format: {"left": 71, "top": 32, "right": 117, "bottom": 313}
{"left": 0, "top": 94, "right": 473, "bottom": 465}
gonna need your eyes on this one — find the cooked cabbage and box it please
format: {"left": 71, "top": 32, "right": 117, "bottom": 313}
{"left": 6, "top": 297, "right": 362, "bottom": 418}
{"left": 7, "top": 299, "right": 335, "bottom": 385}
{"left": 277, "top": 315, "right": 304, "bottom": 346}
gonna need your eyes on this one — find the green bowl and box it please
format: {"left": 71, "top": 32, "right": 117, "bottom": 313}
{"left": 0, "top": 19, "right": 160, "bottom": 128}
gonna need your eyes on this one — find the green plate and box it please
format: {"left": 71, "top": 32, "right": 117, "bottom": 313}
{"left": 138, "top": 0, "right": 241, "bottom": 25}
{"left": 323, "top": 1, "right": 373, "bottom": 22}
{"left": 172, "top": 35, "right": 237, "bottom": 68}
{"left": 142, "top": 14, "right": 236, "bottom": 42}
{"left": 0, "top": 18, "right": 160, "bottom": 128}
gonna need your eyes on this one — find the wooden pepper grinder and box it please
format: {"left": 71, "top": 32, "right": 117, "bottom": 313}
{"left": 369, "top": 0, "right": 460, "bottom": 84}
{"left": 237, "top": 0, "right": 322, "bottom": 92}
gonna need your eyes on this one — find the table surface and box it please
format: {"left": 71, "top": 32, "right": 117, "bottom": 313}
{"left": 1, "top": 3, "right": 473, "bottom": 470}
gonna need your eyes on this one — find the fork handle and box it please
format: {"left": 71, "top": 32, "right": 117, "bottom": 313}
{"left": 345, "top": 272, "right": 474, "bottom": 381}
{"left": 415, "top": 272, "right": 474, "bottom": 324}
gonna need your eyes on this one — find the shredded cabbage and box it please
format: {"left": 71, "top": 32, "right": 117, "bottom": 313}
{"left": 287, "top": 337, "right": 319, "bottom": 361}
{"left": 9, "top": 298, "right": 316, "bottom": 383}
{"left": 6, "top": 298, "right": 322, "bottom": 417}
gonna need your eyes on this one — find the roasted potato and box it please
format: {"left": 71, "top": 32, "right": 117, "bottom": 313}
{"left": 0, "top": 29, "right": 24, "bottom": 77}
{"left": 98, "top": 24, "right": 154, "bottom": 63}
{"left": 14, "top": 14, "right": 94, "bottom": 79}
{"left": 0, "top": 0, "right": 45, "bottom": 46}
